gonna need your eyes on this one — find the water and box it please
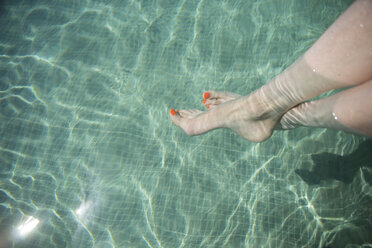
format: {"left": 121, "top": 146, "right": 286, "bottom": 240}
{"left": 1, "top": 0, "right": 371, "bottom": 247}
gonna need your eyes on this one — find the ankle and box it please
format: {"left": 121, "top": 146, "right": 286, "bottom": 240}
{"left": 268, "top": 56, "right": 343, "bottom": 111}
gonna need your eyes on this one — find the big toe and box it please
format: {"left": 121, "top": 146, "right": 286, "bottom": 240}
{"left": 204, "top": 90, "right": 241, "bottom": 101}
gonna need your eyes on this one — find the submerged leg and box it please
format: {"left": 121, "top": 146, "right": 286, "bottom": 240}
{"left": 170, "top": 0, "right": 372, "bottom": 142}
{"left": 280, "top": 79, "right": 372, "bottom": 137}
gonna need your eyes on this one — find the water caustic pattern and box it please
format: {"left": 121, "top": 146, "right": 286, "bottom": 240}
{"left": 1, "top": 0, "right": 371, "bottom": 247}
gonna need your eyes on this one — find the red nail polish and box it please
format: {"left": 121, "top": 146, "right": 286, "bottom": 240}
{"left": 170, "top": 109, "right": 176, "bottom": 115}
{"left": 203, "top": 92, "right": 210, "bottom": 100}
{"left": 206, "top": 105, "right": 210, "bottom": 109}
{"left": 203, "top": 100, "right": 206, "bottom": 104}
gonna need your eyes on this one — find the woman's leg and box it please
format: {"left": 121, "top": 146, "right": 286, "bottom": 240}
{"left": 304, "top": 0, "right": 372, "bottom": 86}
{"left": 280, "top": 79, "right": 372, "bottom": 137}
{"left": 170, "top": 0, "right": 372, "bottom": 142}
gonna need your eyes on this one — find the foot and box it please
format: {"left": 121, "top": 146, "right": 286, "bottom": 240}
{"left": 169, "top": 56, "right": 346, "bottom": 142}
{"left": 202, "top": 91, "right": 241, "bottom": 109}
{"left": 170, "top": 89, "right": 286, "bottom": 142}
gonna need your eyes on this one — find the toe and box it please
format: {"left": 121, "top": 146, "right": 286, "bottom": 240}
{"left": 170, "top": 111, "right": 181, "bottom": 126}
{"left": 203, "top": 90, "right": 241, "bottom": 101}
{"left": 203, "top": 90, "right": 220, "bottom": 100}
{"left": 170, "top": 108, "right": 177, "bottom": 116}
{"left": 202, "top": 91, "right": 241, "bottom": 109}
{"left": 179, "top": 109, "right": 203, "bottom": 118}
{"left": 203, "top": 92, "right": 211, "bottom": 100}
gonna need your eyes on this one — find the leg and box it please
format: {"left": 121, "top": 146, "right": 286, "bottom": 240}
{"left": 170, "top": 0, "right": 372, "bottom": 142}
{"left": 280, "top": 79, "right": 372, "bottom": 137}
{"left": 305, "top": 0, "right": 372, "bottom": 85}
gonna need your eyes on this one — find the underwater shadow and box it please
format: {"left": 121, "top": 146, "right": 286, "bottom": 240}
{"left": 295, "top": 139, "right": 372, "bottom": 185}
{"left": 0, "top": 0, "right": 8, "bottom": 17}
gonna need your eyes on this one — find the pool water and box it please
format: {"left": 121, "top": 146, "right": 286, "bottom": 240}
{"left": 1, "top": 0, "right": 371, "bottom": 247}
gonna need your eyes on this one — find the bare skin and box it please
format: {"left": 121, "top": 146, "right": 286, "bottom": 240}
{"left": 281, "top": 79, "right": 372, "bottom": 137}
{"left": 170, "top": 0, "right": 372, "bottom": 142}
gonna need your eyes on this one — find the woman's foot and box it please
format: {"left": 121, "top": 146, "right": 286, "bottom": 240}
{"left": 202, "top": 91, "right": 241, "bottom": 109}
{"left": 170, "top": 88, "right": 287, "bottom": 142}
{"left": 169, "top": 0, "right": 372, "bottom": 141}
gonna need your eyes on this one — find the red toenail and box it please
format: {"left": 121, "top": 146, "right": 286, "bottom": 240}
{"left": 177, "top": 110, "right": 180, "bottom": 112}
{"left": 170, "top": 109, "right": 176, "bottom": 115}
{"left": 203, "top": 92, "right": 210, "bottom": 99}
{"left": 203, "top": 100, "right": 206, "bottom": 104}
{"left": 206, "top": 105, "right": 210, "bottom": 109}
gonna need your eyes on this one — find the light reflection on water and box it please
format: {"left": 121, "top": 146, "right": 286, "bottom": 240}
{"left": 1, "top": 0, "right": 371, "bottom": 247}
{"left": 16, "top": 216, "right": 40, "bottom": 237}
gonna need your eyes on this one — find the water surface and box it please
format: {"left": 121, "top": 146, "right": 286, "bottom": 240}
{"left": 1, "top": 0, "right": 371, "bottom": 247}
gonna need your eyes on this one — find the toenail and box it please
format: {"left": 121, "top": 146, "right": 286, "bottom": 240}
{"left": 170, "top": 109, "right": 176, "bottom": 115}
{"left": 203, "top": 100, "right": 206, "bottom": 104}
{"left": 203, "top": 92, "right": 210, "bottom": 99}
{"left": 206, "top": 105, "right": 210, "bottom": 109}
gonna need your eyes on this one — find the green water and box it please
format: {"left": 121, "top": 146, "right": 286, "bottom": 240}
{"left": 1, "top": 0, "right": 371, "bottom": 247}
